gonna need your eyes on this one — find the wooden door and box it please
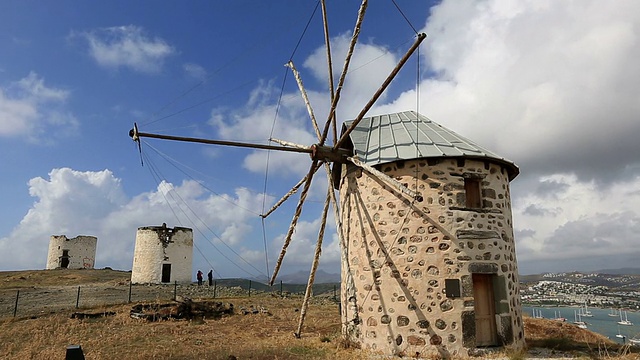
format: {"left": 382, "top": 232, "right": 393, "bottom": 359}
{"left": 473, "top": 273, "right": 497, "bottom": 346}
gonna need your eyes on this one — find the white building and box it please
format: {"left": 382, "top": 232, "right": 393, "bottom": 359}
{"left": 46, "top": 235, "right": 97, "bottom": 270}
{"left": 131, "top": 224, "right": 193, "bottom": 284}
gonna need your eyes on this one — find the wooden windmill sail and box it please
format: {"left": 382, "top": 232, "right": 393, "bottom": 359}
{"left": 130, "top": 0, "right": 426, "bottom": 339}
{"left": 130, "top": 2, "right": 528, "bottom": 356}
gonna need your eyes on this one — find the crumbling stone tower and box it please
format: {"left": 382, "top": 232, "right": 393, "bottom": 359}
{"left": 337, "top": 111, "right": 524, "bottom": 358}
{"left": 46, "top": 235, "right": 97, "bottom": 270}
{"left": 131, "top": 224, "right": 193, "bottom": 284}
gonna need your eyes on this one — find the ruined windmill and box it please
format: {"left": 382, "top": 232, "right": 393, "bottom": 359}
{"left": 129, "top": 1, "right": 525, "bottom": 358}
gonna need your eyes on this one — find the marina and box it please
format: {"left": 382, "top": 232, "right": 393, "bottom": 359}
{"left": 524, "top": 306, "right": 640, "bottom": 344}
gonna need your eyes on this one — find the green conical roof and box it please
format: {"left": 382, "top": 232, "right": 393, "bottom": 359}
{"left": 342, "top": 111, "right": 519, "bottom": 180}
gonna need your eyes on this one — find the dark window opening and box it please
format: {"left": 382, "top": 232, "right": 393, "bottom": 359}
{"left": 465, "top": 178, "right": 482, "bottom": 208}
{"left": 445, "top": 279, "right": 461, "bottom": 298}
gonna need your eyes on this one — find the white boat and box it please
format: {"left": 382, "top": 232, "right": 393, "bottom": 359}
{"left": 553, "top": 310, "right": 566, "bottom": 322}
{"left": 573, "top": 310, "right": 587, "bottom": 329}
{"left": 580, "top": 303, "right": 593, "bottom": 317}
{"left": 618, "top": 310, "right": 633, "bottom": 326}
{"left": 532, "top": 308, "right": 544, "bottom": 319}
{"left": 615, "top": 326, "right": 625, "bottom": 339}
{"left": 608, "top": 308, "right": 619, "bottom": 317}
{"left": 629, "top": 338, "right": 640, "bottom": 346}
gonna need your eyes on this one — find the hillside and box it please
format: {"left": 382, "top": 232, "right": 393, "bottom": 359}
{"left": 0, "top": 268, "right": 339, "bottom": 294}
{"left": 0, "top": 268, "right": 131, "bottom": 290}
{"left": 1, "top": 269, "right": 639, "bottom": 359}
{"left": 520, "top": 271, "right": 640, "bottom": 292}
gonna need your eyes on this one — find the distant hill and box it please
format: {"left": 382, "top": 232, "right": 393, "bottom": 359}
{"left": 276, "top": 269, "right": 340, "bottom": 284}
{"left": 595, "top": 267, "right": 640, "bottom": 275}
{"left": 249, "top": 270, "right": 339, "bottom": 284}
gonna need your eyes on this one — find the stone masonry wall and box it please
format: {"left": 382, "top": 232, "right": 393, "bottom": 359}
{"left": 46, "top": 235, "right": 97, "bottom": 270}
{"left": 339, "top": 157, "right": 524, "bottom": 358}
{"left": 131, "top": 225, "right": 193, "bottom": 284}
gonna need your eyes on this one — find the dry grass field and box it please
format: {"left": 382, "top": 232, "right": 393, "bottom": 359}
{"left": 1, "top": 295, "right": 362, "bottom": 360}
{"left": 1, "top": 269, "right": 640, "bottom": 359}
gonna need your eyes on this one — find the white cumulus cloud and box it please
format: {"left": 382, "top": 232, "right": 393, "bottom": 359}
{"left": 0, "top": 72, "right": 78, "bottom": 141}
{"left": 374, "top": 0, "right": 640, "bottom": 273}
{"left": 78, "top": 25, "right": 176, "bottom": 73}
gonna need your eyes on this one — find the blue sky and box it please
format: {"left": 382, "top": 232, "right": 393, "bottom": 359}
{"left": 2, "top": 0, "right": 640, "bottom": 279}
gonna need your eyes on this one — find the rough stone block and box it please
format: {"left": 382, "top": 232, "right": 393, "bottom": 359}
{"left": 461, "top": 311, "right": 476, "bottom": 348}
{"left": 498, "top": 315, "right": 513, "bottom": 345}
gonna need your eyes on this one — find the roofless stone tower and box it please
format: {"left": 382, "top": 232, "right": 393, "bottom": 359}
{"left": 46, "top": 235, "right": 97, "bottom": 270}
{"left": 337, "top": 111, "right": 523, "bottom": 358}
{"left": 131, "top": 224, "right": 193, "bottom": 284}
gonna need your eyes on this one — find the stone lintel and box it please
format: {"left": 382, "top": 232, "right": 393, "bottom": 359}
{"left": 468, "top": 262, "right": 498, "bottom": 274}
{"left": 450, "top": 206, "right": 502, "bottom": 214}
{"left": 449, "top": 172, "right": 487, "bottom": 179}
{"left": 456, "top": 230, "right": 500, "bottom": 240}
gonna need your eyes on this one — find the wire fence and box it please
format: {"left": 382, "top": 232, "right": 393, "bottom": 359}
{"left": 0, "top": 280, "right": 340, "bottom": 319}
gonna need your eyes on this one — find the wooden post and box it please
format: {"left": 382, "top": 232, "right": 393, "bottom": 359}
{"left": 280, "top": 280, "right": 283, "bottom": 297}
{"left": 75, "top": 286, "right": 81, "bottom": 309}
{"left": 213, "top": 281, "right": 217, "bottom": 298}
{"left": 13, "top": 290, "right": 19, "bottom": 317}
{"left": 128, "top": 281, "right": 132, "bottom": 303}
{"left": 248, "top": 280, "right": 252, "bottom": 297}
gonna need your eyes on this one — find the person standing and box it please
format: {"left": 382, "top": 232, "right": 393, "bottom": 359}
{"left": 207, "top": 270, "right": 213, "bottom": 286}
{"left": 197, "top": 270, "right": 203, "bottom": 286}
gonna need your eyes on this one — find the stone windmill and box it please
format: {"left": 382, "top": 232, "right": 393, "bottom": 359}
{"left": 129, "top": 1, "right": 525, "bottom": 357}
{"left": 335, "top": 111, "right": 524, "bottom": 357}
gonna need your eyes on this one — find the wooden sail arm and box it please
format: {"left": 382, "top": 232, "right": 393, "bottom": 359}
{"left": 129, "top": 124, "right": 313, "bottom": 155}
{"left": 269, "top": 138, "right": 311, "bottom": 150}
{"left": 260, "top": 167, "right": 320, "bottom": 218}
{"left": 319, "top": 0, "right": 368, "bottom": 146}
{"left": 285, "top": 61, "right": 322, "bottom": 141}
{"left": 348, "top": 156, "right": 422, "bottom": 201}
{"left": 130, "top": 124, "right": 351, "bottom": 163}
{"left": 320, "top": 0, "right": 337, "bottom": 143}
{"left": 334, "top": 32, "right": 427, "bottom": 150}
{"left": 294, "top": 183, "right": 331, "bottom": 338}
{"left": 269, "top": 160, "right": 321, "bottom": 286}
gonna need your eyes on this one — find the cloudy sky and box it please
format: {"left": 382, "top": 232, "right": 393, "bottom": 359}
{"left": 1, "top": 0, "right": 639, "bottom": 280}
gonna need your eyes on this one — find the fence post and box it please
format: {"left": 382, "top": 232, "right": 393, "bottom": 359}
{"left": 76, "top": 286, "right": 81, "bottom": 309}
{"left": 280, "top": 280, "right": 283, "bottom": 297}
{"left": 174, "top": 281, "right": 177, "bottom": 301}
{"left": 333, "top": 285, "right": 337, "bottom": 302}
{"left": 128, "top": 281, "right": 132, "bottom": 303}
{"left": 213, "top": 281, "right": 217, "bottom": 298}
{"left": 248, "top": 280, "right": 251, "bottom": 297}
{"left": 13, "top": 290, "right": 19, "bottom": 317}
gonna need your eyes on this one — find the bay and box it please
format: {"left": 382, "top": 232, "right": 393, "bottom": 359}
{"left": 523, "top": 306, "right": 640, "bottom": 344}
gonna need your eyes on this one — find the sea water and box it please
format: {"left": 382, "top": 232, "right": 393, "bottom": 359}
{"left": 523, "top": 306, "right": 640, "bottom": 344}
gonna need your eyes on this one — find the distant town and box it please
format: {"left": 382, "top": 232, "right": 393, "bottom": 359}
{"left": 520, "top": 271, "right": 640, "bottom": 310}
